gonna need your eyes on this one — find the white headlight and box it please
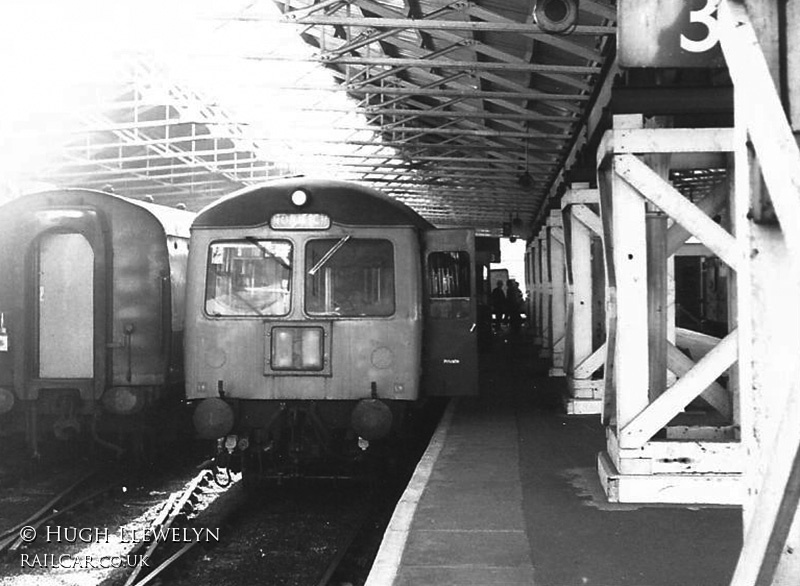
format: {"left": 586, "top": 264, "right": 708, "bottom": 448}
{"left": 291, "top": 189, "right": 309, "bottom": 207}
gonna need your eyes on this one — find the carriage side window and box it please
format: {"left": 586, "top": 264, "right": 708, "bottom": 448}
{"left": 428, "top": 251, "right": 471, "bottom": 298}
{"left": 205, "top": 240, "right": 292, "bottom": 317}
{"left": 305, "top": 238, "right": 395, "bottom": 317}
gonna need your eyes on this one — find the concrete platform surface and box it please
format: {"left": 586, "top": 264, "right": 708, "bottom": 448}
{"left": 366, "top": 333, "right": 742, "bottom": 586}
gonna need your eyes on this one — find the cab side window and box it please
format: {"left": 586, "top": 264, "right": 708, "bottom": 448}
{"left": 427, "top": 251, "right": 471, "bottom": 319}
{"left": 428, "top": 251, "right": 471, "bottom": 298}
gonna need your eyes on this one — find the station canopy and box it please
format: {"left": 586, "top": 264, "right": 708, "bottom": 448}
{"left": 0, "top": 0, "right": 616, "bottom": 236}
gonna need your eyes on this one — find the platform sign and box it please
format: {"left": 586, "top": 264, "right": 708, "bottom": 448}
{"left": 619, "top": 0, "right": 726, "bottom": 68}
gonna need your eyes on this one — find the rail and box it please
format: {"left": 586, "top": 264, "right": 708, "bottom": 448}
{"left": 124, "top": 469, "right": 212, "bottom": 586}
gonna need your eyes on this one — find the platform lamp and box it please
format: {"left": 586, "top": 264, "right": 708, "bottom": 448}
{"left": 533, "top": 0, "right": 580, "bottom": 34}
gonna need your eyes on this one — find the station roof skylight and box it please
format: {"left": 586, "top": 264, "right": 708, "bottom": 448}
{"left": 0, "top": 0, "right": 618, "bottom": 236}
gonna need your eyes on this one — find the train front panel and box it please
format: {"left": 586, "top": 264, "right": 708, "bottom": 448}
{"left": 186, "top": 222, "right": 423, "bottom": 451}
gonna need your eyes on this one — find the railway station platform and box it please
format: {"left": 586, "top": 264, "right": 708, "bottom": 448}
{"left": 366, "top": 329, "right": 743, "bottom": 586}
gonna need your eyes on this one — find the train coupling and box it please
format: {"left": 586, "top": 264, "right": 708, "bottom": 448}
{"left": 199, "top": 434, "right": 248, "bottom": 471}
{"left": 217, "top": 434, "right": 250, "bottom": 455}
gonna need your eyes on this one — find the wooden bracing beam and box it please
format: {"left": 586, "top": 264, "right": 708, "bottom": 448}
{"left": 615, "top": 154, "right": 743, "bottom": 270}
{"left": 666, "top": 342, "right": 732, "bottom": 421}
{"left": 665, "top": 183, "right": 730, "bottom": 256}
{"left": 571, "top": 204, "right": 603, "bottom": 237}
{"left": 621, "top": 330, "right": 737, "bottom": 449}
{"left": 574, "top": 343, "right": 607, "bottom": 380}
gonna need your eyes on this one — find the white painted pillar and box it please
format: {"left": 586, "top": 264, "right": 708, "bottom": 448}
{"left": 562, "top": 188, "right": 605, "bottom": 414}
{"left": 731, "top": 95, "right": 800, "bottom": 586}
{"left": 525, "top": 242, "right": 535, "bottom": 326}
{"left": 548, "top": 210, "right": 566, "bottom": 376}
{"left": 595, "top": 114, "right": 743, "bottom": 505}
{"left": 538, "top": 232, "right": 551, "bottom": 355}
{"left": 531, "top": 236, "right": 543, "bottom": 345}
{"left": 601, "top": 116, "right": 650, "bottom": 439}
{"left": 568, "top": 208, "right": 593, "bottom": 371}
{"left": 610, "top": 174, "right": 649, "bottom": 433}
{"left": 721, "top": 3, "right": 800, "bottom": 582}
{"left": 666, "top": 255, "right": 677, "bottom": 386}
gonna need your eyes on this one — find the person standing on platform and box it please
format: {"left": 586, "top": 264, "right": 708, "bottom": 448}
{"left": 506, "top": 279, "right": 524, "bottom": 337}
{"left": 491, "top": 280, "right": 506, "bottom": 332}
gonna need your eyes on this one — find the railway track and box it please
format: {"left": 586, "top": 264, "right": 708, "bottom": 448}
{"left": 0, "top": 468, "right": 121, "bottom": 555}
{"left": 313, "top": 505, "right": 375, "bottom": 586}
{"left": 121, "top": 469, "right": 215, "bottom": 586}
{"left": 149, "top": 404, "right": 446, "bottom": 586}
{"left": 0, "top": 406, "right": 444, "bottom": 585}
{"left": 142, "top": 478, "right": 398, "bottom": 586}
{"left": 0, "top": 466, "right": 382, "bottom": 586}
{"left": 0, "top": 461, "right": 238, "bottom": 586}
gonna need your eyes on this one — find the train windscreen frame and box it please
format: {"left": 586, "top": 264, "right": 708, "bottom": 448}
{"left": 205, "top": 239, "right": 293, "bottom": 317}
{"left": 305, "top": 238, "right": 395, "bottom": 317}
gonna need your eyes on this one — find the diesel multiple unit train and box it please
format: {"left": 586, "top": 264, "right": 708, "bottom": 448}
{"left": 0, "top": 188, "right": 194, "bottom": 455}
{"left": 186, "top": 179, "right": 479, "bottom": 476}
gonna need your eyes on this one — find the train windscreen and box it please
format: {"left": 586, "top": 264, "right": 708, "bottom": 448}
{"left": 205, "top": 240, "right": 292, "bottom": 316}
{"left": 305, "top": 238, "right": 395, "bottom": 317}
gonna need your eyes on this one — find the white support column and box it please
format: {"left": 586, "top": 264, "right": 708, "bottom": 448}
{"left": 609, "top": 153, "right": 650, "bottom": 433}
{"left": 524, "top": 241, "right": 536, "bottom": 332}
{"left": 548, "top": 210, "right": 566, "bottom": 376}
{"left": 718, "top": 2, "right": 800, "bottom": 583}
{"left": 666, "top": 254, "right": 677, "bottom": 386}
{"left": 595, "top": 115, "right": 743, "bottom": 505}
{"left": 562, "top": 187, "right": 605, "bottom": 414}
{"left": 729, "top": 76, "right": 800, "bottom": 586}
{"left": 538, "top": 231, "right": 551, "bottom": 358}
{"left": 531, "top": 235, "right": 543, "bottom": 345}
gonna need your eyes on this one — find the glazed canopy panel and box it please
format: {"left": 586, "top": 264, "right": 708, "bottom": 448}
{"left": 7, "top": 1, "right": 617, "bottom": 236}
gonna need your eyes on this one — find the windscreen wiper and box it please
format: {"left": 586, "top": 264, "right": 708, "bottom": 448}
{"left": 308, "top": 235, "right": 350, "bottom": 276}
{"left": 245, "top": 236, "right": 291, "bottom": 270}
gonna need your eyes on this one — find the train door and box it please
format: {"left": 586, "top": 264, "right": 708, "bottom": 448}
{"left": 423, "top": 229, "right": 479, "bottom": 396}
{"left": 37, "top": 233, "right": 94, "bottom": 378}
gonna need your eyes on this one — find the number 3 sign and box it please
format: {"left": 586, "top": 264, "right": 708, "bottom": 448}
{"left": 681, "top": 0, "right": 721, "bottom": 53}
{"left": 619, "top": 0, "right": 726, "bottom": 68}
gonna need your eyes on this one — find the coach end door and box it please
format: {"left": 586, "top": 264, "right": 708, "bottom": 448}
{"left": 423, "top": 229, "right": 478, "bottom": 396}
{"left": 37, "top": 232, "right": 94, "bottom": 379}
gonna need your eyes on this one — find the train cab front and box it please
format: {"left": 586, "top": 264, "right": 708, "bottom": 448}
{"left": 185, "top": 181, "right": 424, "bottom": 478}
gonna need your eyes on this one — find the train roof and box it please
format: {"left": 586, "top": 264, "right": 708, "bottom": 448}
{"left": 1, "top": 188, "right": 195, "bottom": 238}
{"left": 193, "top": 178, "right": 433, "bottom": 230}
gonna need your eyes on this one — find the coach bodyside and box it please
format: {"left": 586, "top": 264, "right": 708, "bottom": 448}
{"left": 0, "top": 189, "right": 193, "bottom": 445}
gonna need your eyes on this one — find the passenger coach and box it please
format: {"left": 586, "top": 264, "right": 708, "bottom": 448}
{"left": 0, "top": 189, "right": 194, "bottom": 454}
